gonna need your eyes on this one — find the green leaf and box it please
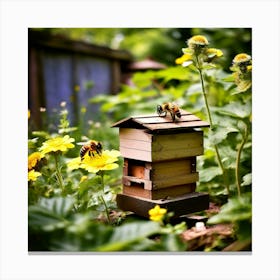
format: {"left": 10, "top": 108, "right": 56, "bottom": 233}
{"left": 157, "top": 66, "right": 193, "bottom": 83}
{"left": 28, "top": 197, "right": 74, "bottom": 231}
{"left": 218, "top": 101, "right": 251, "bottom": 119}
{"left": 96, "top": 221, "right": 161, "bottom": 251}
{"left": 222, "top": 74, "right": 235, "bottom": 83}
{"left": 199, "top": 166, "right": 223, "bottom": 183}
{"left": 39, "top": 197, "right": 74, "bottom": 217}
{"left": 208, "top": 125, "right": 239, "bottom": 145}
{"left": 160, "top": 233, "right": 187, "bottom": 251}
{"left": 132, "top": 71, "right": 157, "bottom": 88}
{"left": 32, "top": 131, "right": 49, "bottom": 139}
{"left": 208, "top": 195, "right": 252, "bottom": 225}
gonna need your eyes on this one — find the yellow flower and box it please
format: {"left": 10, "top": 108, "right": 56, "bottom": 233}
{"left": 233, "top": 53, "right": 251, "bottom": 65}
{"left": 40, "top": 135, "right": 75, "bottom": 156}
{"left": 67, "top": 156, "right": 82, "bottom": 170}
{"left": 67, "top": 150, "right": 120, "bottom": 173}
{"left": 206, "top": 48, "right": 223, "bottom": 58}
{"left": 28, "top": 169, "right": 42, "bottom": 182}
{"left": 148, "top": 205, "right": 167, "bottom": 222}
{"left": 28, "top": 152, "right": 43, "bottom": 170}
{"left": 28, "top": 109, "right": 31, "bottom": 119}
{"left": 247, "top": 65, "right": 252, "bottom": 71}
{"left": 187, "top": 35, "right": 209, "bottom": 50}
{"left": 175, "top": 53, "right": 193, "bottom": 65}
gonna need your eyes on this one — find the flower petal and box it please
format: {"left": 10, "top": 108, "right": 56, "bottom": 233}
{"left": 28, "top": 170, "right": 42, "bottom": 182}
{"left": 182, "top": 61, "right": 193, "bottom": 67}
{"left": 67, "top": 157, "right": 82, "bottom": 170}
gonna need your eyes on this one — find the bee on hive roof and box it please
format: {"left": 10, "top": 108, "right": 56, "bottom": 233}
{"left": 157, "top": 102, "right": 181, "bottom": 122}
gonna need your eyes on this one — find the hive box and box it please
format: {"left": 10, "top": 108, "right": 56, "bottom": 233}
{"left": 112, "top": 109, "right": 210, "bottom": 218}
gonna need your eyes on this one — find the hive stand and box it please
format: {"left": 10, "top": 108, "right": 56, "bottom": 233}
{"left": 112, "top": 109, "right": 210, "bottom": 219}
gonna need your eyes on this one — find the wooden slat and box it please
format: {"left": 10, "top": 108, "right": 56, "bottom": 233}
{"left": 152, "top": 147, "right": 203, "bottom": 161}
{"left": 122, "top": 175, "right": 152, "bottom": 190}
{"left": 123, "top": 172, "right": 198, "bottom": 190}
{"left": 120, "top": 138, "right": 152, "bottom": 151}
{"left": 133, "top": 114, "right": 200, "bottom": 124}
{"left": 151, "top": 158, "right": 194, "bottom": 181}
{"left": 152, "top": 172, "right": 199, "bottom": 190}
{"left": 120, "top": 131, "right": 203, "bottom": 161}
{"left": 120, "top": 146, "right": 152, "bottom": 161}
{"left": 116, "top": 192, "right": 210, "bottom": 218}
{"left": 152, "top": 131, "right": 203, "bottom": 152}
{"left": 119, "top": 128, "right": 151, "bottom": 141}
{"left": 120, "top": 145, "right": 203, "bottom": 162}
{"left": 122, "top": 183, "right": 196, "bottom": 200}
{"left": 144, "top": 120, "right": 209, "bottom": 131}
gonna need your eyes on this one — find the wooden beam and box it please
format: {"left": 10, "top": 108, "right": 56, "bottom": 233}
{"left": 116, "top": 192, "right": 209, "bottom": 219}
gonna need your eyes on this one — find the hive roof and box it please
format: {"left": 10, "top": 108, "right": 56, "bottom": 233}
{"left": 111, "top": 110, "right": 210, "bottom": 133}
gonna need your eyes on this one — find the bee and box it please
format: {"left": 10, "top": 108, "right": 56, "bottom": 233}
{"left": 78, "top": 140, "right": 103, "bottom": 160}
{"left": 157, "top": 102, "right": 181, "bottom": 122}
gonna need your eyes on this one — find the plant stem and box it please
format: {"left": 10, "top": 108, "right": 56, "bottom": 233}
{"left": 235, "top": 122, "right": 249, "bottom": 197}
{"left": 99, "top": 171, "right": 111, "bottom": 223}
{"left": 100, "top": 195, "right": 111, "bottom": 224}
{"left": 195, "top": 55, "right": 230, "bottom": 196}
{"left": 54, "top": 153, "right": 64, "bottom": 192}
{"left": 197, "top": 68, "right": 213, "bottom": 128}
{"left": 214, "top": 144, "right": 230, "bottom": 196}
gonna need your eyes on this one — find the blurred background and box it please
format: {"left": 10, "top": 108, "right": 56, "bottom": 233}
{"left": 28, "top": 28, "right": 251, "bottom": 133}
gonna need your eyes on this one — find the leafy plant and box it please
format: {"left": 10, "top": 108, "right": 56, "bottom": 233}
{"left": 28, "top": 29, "right": 252, "bottom": 252}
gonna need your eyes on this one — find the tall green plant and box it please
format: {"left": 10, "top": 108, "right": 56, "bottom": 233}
{"left": 176, "top": 35, "right": 230, "bottom": 195}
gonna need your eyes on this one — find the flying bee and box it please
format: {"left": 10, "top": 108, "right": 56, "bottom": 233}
{"left": 157, "top": 102, "right": 181, "bottom": 122}
{"left": 78, "top": 140, "right": 103, "bottom": 160}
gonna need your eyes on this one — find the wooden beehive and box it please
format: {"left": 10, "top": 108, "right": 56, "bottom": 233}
{"left": 112, "top": 109, "right": 210, "bottom": 218}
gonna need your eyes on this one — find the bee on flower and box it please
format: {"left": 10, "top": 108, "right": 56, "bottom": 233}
{"left": 67, "top": 148, "right": 120, "bottom": 174}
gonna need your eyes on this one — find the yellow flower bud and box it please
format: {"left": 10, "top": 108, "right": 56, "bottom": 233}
{"left": 233, "top": 53, "right": 251, "bottom": 65}
{"left": 28, "top": 169, "right": 42, "bottom": 182}
{"left": 188, "top": 35, "right": 209, "bottom": 49}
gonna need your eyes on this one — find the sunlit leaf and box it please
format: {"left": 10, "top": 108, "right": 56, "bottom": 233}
{"left": 241, "top": 173, "right": 252, "bottom": 187}
{"left": 218, "top": 101, "right": 251, "bottom": 119}
{"left": 28, "top": 197, "right": 75, "bottom": 231}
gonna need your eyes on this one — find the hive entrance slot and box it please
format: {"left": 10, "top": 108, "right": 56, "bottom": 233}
{"left": 127, "top": 159, "right": 146, "bottom": 179}
{"left": 131, "top": 182, "right": 145, "bottom": 189}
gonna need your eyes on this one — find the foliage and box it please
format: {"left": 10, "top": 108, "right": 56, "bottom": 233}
{"left": 28, "top": 105, "right": 188, "bottom": 251}
{"left": 31, "top": 28, "right": 251, "bottom": 67}
{"left": 28, "top": 197, "right": 187, "bottom": 251}
{"left": 208, "top": 193, "right": 252, "bottom": 250}
{"left": 28, "top": 28, "right": 252, "bottom": 252}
